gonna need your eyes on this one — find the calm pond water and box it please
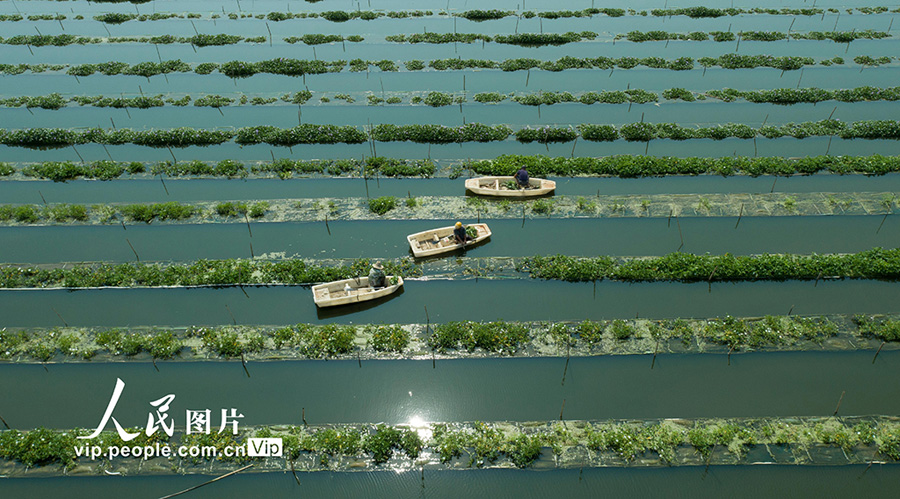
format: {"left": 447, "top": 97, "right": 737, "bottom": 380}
{"left": 1, "top": 351, "right": 898, "bottom": 427}
{"left": 1, "top": 0, "right": 899, "bottom": 492}
{"left": 2, "top": 216, "right": 899, "bottom": 263}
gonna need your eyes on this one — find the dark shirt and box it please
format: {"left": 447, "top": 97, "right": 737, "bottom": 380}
{"left": 368, "top": 267, "right": 386, "bottom": 288}
{"left": 515, "top": 168, "right": 529, "bottom": 186}
{"left": 453, "top": 226, "right": 468, "bottom": 243}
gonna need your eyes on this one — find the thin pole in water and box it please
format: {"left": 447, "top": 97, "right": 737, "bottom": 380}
{"left": 240, "top": 354, "right": 252, "bottom": 377}
{"left": 38, "top": 190, "right": 47, "bottom": 205}
{"left": 126, "top": 239, "right": 140, "bottom": 261}
{"left": 157, "top": 465, "right": 254, "bottom": 499}
{"left": 559, "top": 399, "right": 566, "bottom": 420}
{"left": 226, "top": 304, "right": 237, "bottom": 325}
{"left": 675, "top": 216, "right": 684, "bottom": 251}
{"left": 833, "top": 390, "right": 845, "bottom": 416}
{"left": 873, "top": 341, "right": 886, "bottom": 364}
{"left": 52, "top": 307, "right": 68, "bottom": 327}
{"left": 734, "top": 203, "right": 744, "bottom": 229}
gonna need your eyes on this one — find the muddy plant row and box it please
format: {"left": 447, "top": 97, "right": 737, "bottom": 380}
{"left": 3, "top": 155, "right": 900, "bottom": 182}
{"left": 4, "top": 30, "right": 892, "bottom": 48}
{"left": 4, "top": 6, "right": 897, "bottom": 24}
{"left": 7, "top": 86, "right": 900, "bottom": 112}
{"left": 5, "top": 119, "right": 900, "bottom": 148}
{"left": 4, "top": 248, "right": 900, "bottom": 288}
{"left": 1, "top": 314, "right": 898, "bottom": 364}
{"left": 2, "top": 53, "right": 894, "bottom": 79}
{"left": 2, "top": 416, "right": 898, "bottom": 476}
{"left": 0, "top": 190, "right": 895, "bottom": 225}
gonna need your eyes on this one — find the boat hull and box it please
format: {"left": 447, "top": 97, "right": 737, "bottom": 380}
{"left": 407, "top": 223, "right": 492, "bottom": 258}
{"left": 465, "top": 176, "right": 555, "bottom": 197}
{"left": 312, "top": 276, "right": 404, "bottom": 307}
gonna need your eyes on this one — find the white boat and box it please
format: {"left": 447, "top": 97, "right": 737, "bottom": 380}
{"left": 312, "top": 276, "right": 403, "bottom": 307}
{"left": 407, "top": 223, "right": 492, "bottom": 258}
{"left": 465, "top": 176, "right": 556, "bottom": 197}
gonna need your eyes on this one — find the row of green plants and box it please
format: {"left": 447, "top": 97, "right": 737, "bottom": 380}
{"left": 8, "top": 154, "right": 897, "bottom": 182}
{"left": 0, "top": 34, "right": 367, "bottom": 47}
{"left": 3, "top": 119, "right": 900, "bottom": 148}
{"left": 29, "top": 6, "right": 890, "bottom": 24}
{"left": 0, "top": 322, "right": 411, "bottom": 362}
{"left": 3, "top": 53, "right": 890, "bottom": 78}
{"left": 521, "top": 248, "right": 900, "bottom": 282}
{"left": 4, "top": 314, "right": 898, "bottom": 364}
{"left": 385, "top": 31, "right": 597, "bottom": 46}
{"left": 468, "top": 154, "right": 900, "bottom": 177}
{"left": 620, "top": 29, "right": 890, "bottom": 43}
{"left": 8, "top": 85, "right": 900, "bottom": 111}
{"left": 459, "top": 6, "right": 896, "bottom": 19}
{"left": 0, "top": 258, "right": 418, "bottom": 288}
{"left": 4, "top": 157, "right": 434, "bottom": 181}
{"left": 3, "top": 417, "right": 897, "bottom": 471}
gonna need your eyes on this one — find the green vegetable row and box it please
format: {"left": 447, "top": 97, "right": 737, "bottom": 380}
{"left": 7, "top": 85, "right": 900, "bottom": 111}
{"left": 0, "top": 258, "right": 418, "bottom": 288}
{"left": 521, "top": 248, "right": 900, "bottom": 282}
{"left": 2, "top": 416, "right": 899, "bottom": 471}
{"left": 467, "top": 154, "right": 900, "bottom": 177}
{"left": 0, "top": 33, "right": 365, "bottom": 47}
{"left": 5, "top": 6, "right": 895, "bottom": 24}
{"left": 1, "top": 53, "right": 889, "bottom": 78}
{"left": 4, "top": 119, "right": 900, "bottom": 148}
{"left": 620, "top": 29, "right": 890, "bottom": 43}
{"left": 2, "top": 249, "right": 899, "bottom": 288}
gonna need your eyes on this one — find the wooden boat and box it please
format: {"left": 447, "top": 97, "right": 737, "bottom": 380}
{"left": 312, "top": 276, "right": 403, "bottom": 308}
{"left": 465, "top": 176, "right": 555, "bottom": 197}
{"left": 407, "top": 223, "right": 492, "bottom": 258}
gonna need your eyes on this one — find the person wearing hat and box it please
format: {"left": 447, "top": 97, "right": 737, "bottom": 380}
{"left": 368, "top": 261, "right": 386, "bottom": 289}
{"left": 453, "top": 221, "right": 473, "bottom": 247}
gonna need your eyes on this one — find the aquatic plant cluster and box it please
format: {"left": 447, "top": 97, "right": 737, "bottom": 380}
{"left": 5, "top": 86, "right": 900, "bottom": 111}
{"left": 522, "top": 248, "right": 900, "bottom": 282}
{"left": 620, "top": 29, "right": 890, "bottom": 43}
{"left": 0, "top": 258, "right": 419, "bottom": 288}
{"left": 468, "top": 154, "right": 900, "bottom": 177}
{"left": 2, "top": 52, "right": 890, "bottom": 79}
{"left": 2, "top": 314, "right": 897, "bottom": 363}
{"left": 2, "top": 416, "right": 898, "bottom": 471}
{"left": 2, "top": 157, "right": 434, "bottom": 180}
{"left": 4, "top": 120, "right": 898, "bottom": 148}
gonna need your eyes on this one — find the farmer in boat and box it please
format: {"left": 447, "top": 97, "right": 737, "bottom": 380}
{"left": 368, "top": 261, "right": 386, "bottom": 289}
{"left": 514, "top": 166, "right": 530, "bottom": 189}
{"left": 453, "top": 221, "right": 473, "bottom": 247}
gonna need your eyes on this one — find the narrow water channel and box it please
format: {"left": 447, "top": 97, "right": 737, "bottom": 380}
{"left": 3, "top": 173, "right": 899, "bottom": 204}
{"left": 2, "top": 216, "right": 898, "bottom": 264}
{"left": 0, "top": 280, "right": 898, "bottom": 327}
{"left": 0, "top": 351, "right": 897, "bottom": 428}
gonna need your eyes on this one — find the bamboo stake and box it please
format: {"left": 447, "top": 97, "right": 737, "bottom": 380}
{"left": 158, "top": 465, "right": 253, "bottom": 499}
{"left": 126, "top": 238, "right": 140, "bottom": 261}
{"left": 735, "top": 203, "right": 744, "bottom": 229}
{"left": 52, "top": 307, "right": 68, "bottom": 327}
{"left": 559, "top": 399, "right": 566, "bottom": 420}
{"left": 226, "top": 304, "right": 237, "bottom": 325}
{"left": 833, "top": 391, "right": 845, "bottom": 416}
{"left": 873, "top": 341, "right": 886, "bottom": 364}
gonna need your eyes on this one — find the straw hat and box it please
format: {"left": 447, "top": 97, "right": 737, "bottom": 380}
{"left": 455, "top": 221, "right": 463, "bottom": 228}
{"left": 372, "top": 261, "right": 384, "bottom": 270}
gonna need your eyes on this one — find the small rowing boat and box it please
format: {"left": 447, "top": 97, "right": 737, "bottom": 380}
{"left": 312, "top": 276, "right": 403, "bottom": 307}
{"left": 406, "top": 223, "right": 491, "bottom": 258}
{"left": 465, "top": 176, "right": 555, "bottom": 197}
